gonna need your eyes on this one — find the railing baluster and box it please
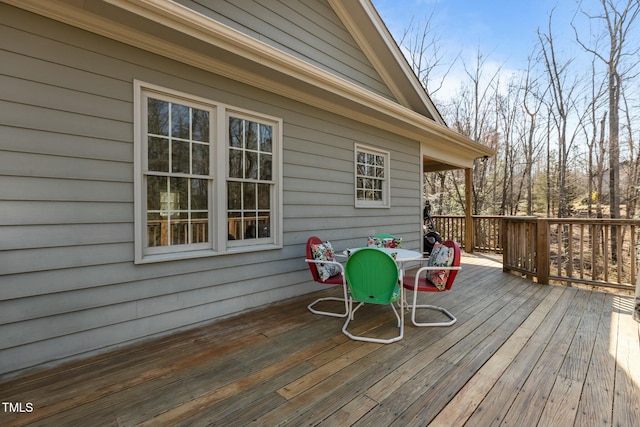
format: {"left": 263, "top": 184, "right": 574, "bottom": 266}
{"left": 567, "top": 223, "right": 573, "bottom": 279}
{"left": 632, "top": 224, "right": 637, "bottom": 287}
{"left": 556, "top": 224, "right": 562, "bottom": 278}
{"left": 604, "top": 226, "right": 609, "bottom": 283}
{"left": 617, "top": 225, "right": 622, "bottom": 284}
{"left": 579, "top": 224, "right": 585, "bottom": 280}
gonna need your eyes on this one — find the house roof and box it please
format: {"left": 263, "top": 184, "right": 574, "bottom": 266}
{"left": 5, "top": 0, "right": 495, "bottom": 169}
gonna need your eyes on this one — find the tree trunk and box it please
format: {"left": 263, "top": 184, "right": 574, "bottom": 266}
{"left": 609, "top": 71, "right": 620, "bottom": 260}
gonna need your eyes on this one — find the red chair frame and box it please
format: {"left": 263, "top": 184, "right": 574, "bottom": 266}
{"left": 305, "top": 236, "right": 349, "bottom": 317}
{"left": 401, "top": 240, "right": 461, "bottom": 327}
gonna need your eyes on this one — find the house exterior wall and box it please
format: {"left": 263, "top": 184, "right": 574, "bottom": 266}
{"left": 175, "top": 0, "right": 397, "bottom": 100}
{"left": 0, "top": 4, "right": 422, "bottom": 377}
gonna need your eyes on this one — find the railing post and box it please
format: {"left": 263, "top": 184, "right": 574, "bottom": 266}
{"left": 465, "top": 168, "right": 474, "bottom": 253}
{"left": 536, "top": 218, "right": 549, "bottom": 284}
{"left": 501, "top": 217, "right": 508, "bottom": 272}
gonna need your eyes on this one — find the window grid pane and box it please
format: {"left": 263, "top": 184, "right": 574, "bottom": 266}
{"left": 227, "top": 116, "right": 273, "bottom": 241}
{"left": 145, "top": 96, "right": 211, "bottom": 248}
{"left": 355, "top": 147, "right": 388, "bottom": 205}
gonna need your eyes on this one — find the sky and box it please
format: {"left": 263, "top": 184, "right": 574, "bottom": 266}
{"left": 370, "top": 0, "right": 586, "bottom": 98}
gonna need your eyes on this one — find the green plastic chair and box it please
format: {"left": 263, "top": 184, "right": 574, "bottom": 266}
{"left": 342, "top": 248, "right": 404, "bottom": 343}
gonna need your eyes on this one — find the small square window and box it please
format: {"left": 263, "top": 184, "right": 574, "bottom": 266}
{"left": 354, "top": 144, "right": 390, "bottom": 208}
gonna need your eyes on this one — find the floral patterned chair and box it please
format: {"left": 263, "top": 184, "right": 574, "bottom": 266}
{"left": 304, "top": 236, "right": 349, "bottom": 317}
{"left": 401, "top": 240, "right": 461, "bottom": 327}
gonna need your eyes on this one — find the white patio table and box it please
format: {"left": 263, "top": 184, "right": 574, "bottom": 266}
{"left": 344, "top": 247, "right": 424, "bottom": 279}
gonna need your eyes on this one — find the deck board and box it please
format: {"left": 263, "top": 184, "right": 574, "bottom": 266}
{"left": 573, "top": 292, "right": 617, "bottom": 427}
{"left": 536, "top": 291, "right": 606, "bottom": 426}
{"left": 501, "top": 288, "right": 589, "bottom": 426}
{"left": 1, "top": 253, "right": 638, "bottom": 427}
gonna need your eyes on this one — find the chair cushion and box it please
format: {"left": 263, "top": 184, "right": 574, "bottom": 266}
{"left": 310, "top": 241, "right": 342, "bottom": 281}
{"left": 427, "top": 243, "right": 454, "bottom": 290}
{"left": 402, "top": 274, "right": 441, "bottom": 292}
{"left": 367, "top": 236, "right": 402, "bottom": 248}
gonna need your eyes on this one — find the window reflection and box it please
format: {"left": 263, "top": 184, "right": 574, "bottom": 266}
{"left": 355, "top": 146, "right": 388, "bottom": 205}
{"left": 145, "top": 97, "right": 211, "bottom": 248}
{"left": 171, "top": 104, "right": 190, "bottom": 139}
{"left": 227, "top": 115, "right": 273, "bottom": 242}
{"left": 148, "top": 99, "right": 169, "bottom": 136}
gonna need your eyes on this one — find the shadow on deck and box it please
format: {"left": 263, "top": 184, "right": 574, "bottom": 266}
{"left": 1, "top": 253, "right": 639, "bottom": 426}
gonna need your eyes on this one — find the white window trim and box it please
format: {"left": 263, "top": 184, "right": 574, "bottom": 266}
{"left": 354, "top": 143, "right": 391, "bottom": 208}
{"left": 134, "top": 80, "right": 282, "bottom": 263}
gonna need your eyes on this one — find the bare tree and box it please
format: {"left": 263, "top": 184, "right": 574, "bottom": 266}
{"left": 573, "top": 0, "right": 640, "bottom": 260}
{"left": 399, "top": 12, "right": 460, "bottom": 97}
{"left": 596, "top": 111, "right": 608, "bottom": 216}
{"left": 401, "top": 0, "right": 640, "bottom": 227}
{"left": 442, "top": 47, "right": 502, "bottom": 214}
{"left": 496, "top": 74, "right": 528, "bottom": 215}
{"left": 622, "top": 88, "right": 640, "bottom": 218}
{"left": 522, "top": 57, "right": 548, "bottom": 215}
{"left": 582, "top": 56, "right": 608, "bottom": 218}
{"left": 538, "top": 9, "right": 580, "bottom": 218}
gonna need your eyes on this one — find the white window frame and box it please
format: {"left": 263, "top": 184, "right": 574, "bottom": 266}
{"left": 354, "top": 143, "right": 391, "bottom": 208}
{"left": 134, "top": 81, "right": 282, "bottom": 263}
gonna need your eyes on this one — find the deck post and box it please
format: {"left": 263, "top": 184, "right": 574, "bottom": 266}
{"left": 465, "top": 167, "right": 474, "bottom": 253}
{"left": 536, "top": 218, "right": 549, "bottom": 284}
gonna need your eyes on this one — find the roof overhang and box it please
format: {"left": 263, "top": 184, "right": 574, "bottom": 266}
{"left": 3, "top": 0, "right": 495, "bottom": 167}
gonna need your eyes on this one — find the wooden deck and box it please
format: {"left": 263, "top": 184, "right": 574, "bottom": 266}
{"left": 1, "top": 253, "right": 639, "bottom": 426}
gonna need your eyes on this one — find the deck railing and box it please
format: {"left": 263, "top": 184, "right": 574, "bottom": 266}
{"left": 432, "top": 215, "right": 503, "bottom": 253}
{"left": 434, "top": 215, "right": 638, "bottom": 292}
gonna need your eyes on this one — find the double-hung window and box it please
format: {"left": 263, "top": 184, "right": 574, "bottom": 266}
{"left": 354, "top": 144, "right": 390, "bottom": 208}
{"left": 134, "top": 81, "right": 281, "bottom": 263}
{"left": 144, "top": 95, "right": 211, "bottom": 252}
